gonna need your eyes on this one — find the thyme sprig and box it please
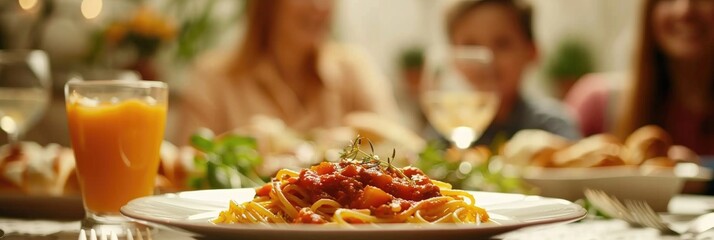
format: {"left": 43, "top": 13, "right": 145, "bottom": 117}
{"left": 339, "top": 136, "right": 413, "bottom": 183}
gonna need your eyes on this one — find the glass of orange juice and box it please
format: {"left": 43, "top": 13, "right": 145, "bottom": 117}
{"left": 65, "top": 80, "right": 167, "bottom": 233}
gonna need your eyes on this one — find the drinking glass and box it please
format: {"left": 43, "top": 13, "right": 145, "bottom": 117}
{"left": 0, "top": 50, "right": 51, "bottom": 145}
{"left": 420, "top": 46, "right": 499, "bottom": 149}
{"left": 65, "top": 80, "right": 167, "bottom": 233}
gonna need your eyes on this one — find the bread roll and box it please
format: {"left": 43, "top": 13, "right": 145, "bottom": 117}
{"left": 0, "top": 143, "right": 78, "bottom": 196}
{"left": 625, "top": 125, "right": 672, "bottom": 165}
{"left": 158, "top": 142, "right": 196, "bottom": 192}
{"left": 0, "top": 145, "right": 24, "bottom": 194}
{"left": 640, "top": 157, "right": 677, "bottom": 168}
{"left": 0, "top": 142, "right": 199, "bottom": 195}
{"left": 551, "top": 134, "right": 623, "bottom": 167}
{"left": 592, "top": 155, "right": 627, "bottom": 167}
{"left": 502, "top": 129, "right": 570, "bottom": 166}
{"left": 526, "top": 148, "right": 556, "bottom": 167}
{"left": 668, "top": 145, "right": 700, "bottom": 164}
{"left": 507, "top": 125, "right": 690, "bottom": 169}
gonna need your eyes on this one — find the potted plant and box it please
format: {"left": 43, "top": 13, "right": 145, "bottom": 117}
{"left": 544, "top": 38, "right": 595, "bottom": 98}
{"left": 398, "top": 46, "right": 425, "bottom": 99}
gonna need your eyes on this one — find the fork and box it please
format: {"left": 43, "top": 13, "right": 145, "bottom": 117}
{"left": 584, "top": 188, "right": 714, "bottom": 237}
{"left": 583, "top": 189, "right": 641, "bottom": 226}
{"left": 623, "top": 199, "right": 679, "bottom": 235}
{"left": 78, "top": 228, "right": 153, "bottom": 240}
{"left": 625, "top": 199, "right": 714, "bottom": 237}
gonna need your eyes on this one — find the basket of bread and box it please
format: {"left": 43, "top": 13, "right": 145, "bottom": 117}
{"left": 0, "top": 142, "right": 82, "bottom": 219}
{"left": 0, "top": 141, "right": 195, "bottom": 219}
{"left": 502, "top": 125, "right": 711, "bottom": 211}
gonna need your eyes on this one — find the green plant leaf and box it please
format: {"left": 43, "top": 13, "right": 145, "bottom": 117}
{"left": 190, "top": 135, "right": 214, "bottom": 152}
{"left": 545, "top": 38, "right": 595, "bottom": 81}
{"left": 189, "top": 131, "right": 265, "bottom": 189}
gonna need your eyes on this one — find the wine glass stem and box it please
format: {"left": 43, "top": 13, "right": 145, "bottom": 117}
{"left": 451, "top": 127, "right": 477, "bottom": 149}
{"left": 454, "top": 142, "right": 470, "bottom": 149}
{"left": 8, "top": 132, "right": 19, "bottom": 145}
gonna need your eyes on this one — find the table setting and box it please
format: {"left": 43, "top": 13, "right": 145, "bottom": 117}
{"left": 1, "top": 44, "right": 713, "bottom": 240}
{"left": 2, "top": 194, "right": 714, "bottom": 240}
{"left": 0, "top": 0, "right": 712, "bottom": 236}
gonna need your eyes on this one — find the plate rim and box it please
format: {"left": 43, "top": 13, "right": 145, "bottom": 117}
{"left": 120, "top": 188, "right": 587, "bottom": 235}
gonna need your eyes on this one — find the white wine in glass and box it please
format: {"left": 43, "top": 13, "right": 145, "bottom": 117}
{"left": 421, "top": 46, "right": 499, "bottom": 149}
{"left": 0, "top": 50, "right": 51, "bottom": 144}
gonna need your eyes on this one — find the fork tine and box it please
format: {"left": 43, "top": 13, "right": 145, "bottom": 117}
{"left": 607, "top": 194, "right": 638, "bottom": 223}
{"left": 127, "top": 228, "right": 134, "bottom": 240}
{"left": 89, "top": 229, "right": 97, "bottom": 240}
{"left": 145, "top": 228, "right": 152, "bottom": 240}
{"left": 585, "top": 189, "right": 617, "bottom": 216}
{"left": 79, "top": 229, "right": 87, "bottom": 240}
{"left": 584, "top": 189, "right": 617, "bottom": 215}
{"left": 625, "top": 199, "right": 677, "bottom": 235}
{"left": 635, "top": 200, "right": 666, "bottom": 229}
{"left": 584, "top": 189, "right": 639, "bottom": 225}
{"left": 640, "top": 201, "right": 672, "bottom": 230}
{"left": 624, "top": 200, "right": 655, "bottom": 229}
{"left": 136, "top": 228, "right": 144, "bottom": 240}
{"left": 634, "top": 201, "right": 657, "bottom": 226}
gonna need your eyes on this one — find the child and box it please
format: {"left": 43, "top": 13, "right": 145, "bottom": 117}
{"left": 445, "top": 0, "right": 580, "bottom": 144}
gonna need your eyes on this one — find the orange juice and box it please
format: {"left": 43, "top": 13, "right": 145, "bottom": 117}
{"left": 67, "top": 99, "right": 166, "bottom": 213}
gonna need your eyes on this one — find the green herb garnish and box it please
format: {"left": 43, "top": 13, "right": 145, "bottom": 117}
{"left": 339, "top": 136, "right": 413, "bottom": 183}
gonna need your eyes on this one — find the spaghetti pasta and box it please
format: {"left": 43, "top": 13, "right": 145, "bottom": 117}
{"left": 214, "top": 139, "right": 489, "bottom": 225}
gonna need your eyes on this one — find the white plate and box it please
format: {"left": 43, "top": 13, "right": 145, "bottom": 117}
{"left": 121, "top": 189, "right": 586, "bottom": 240}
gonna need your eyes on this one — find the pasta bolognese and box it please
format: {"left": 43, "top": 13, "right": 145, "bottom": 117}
{"left": 214, "top": 138, "right": 489, "bottom": 224}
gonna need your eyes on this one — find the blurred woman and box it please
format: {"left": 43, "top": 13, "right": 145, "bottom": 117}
{"left": 616, "top": 0, "right": 714, "bottom": 154}
{"left": 176, "top": 0, "right": 400, "bottom": 144}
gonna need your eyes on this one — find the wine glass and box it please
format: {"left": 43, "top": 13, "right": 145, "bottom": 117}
{"left": 420, "top": 45, "right": 499, "bottom": 149}
{"left": 0, "top": 50, "right": 51, "bottom": 145}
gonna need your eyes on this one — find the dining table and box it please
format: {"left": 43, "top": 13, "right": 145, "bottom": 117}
{"left": 1, "top": 194, "right": 714, "bottom": 240}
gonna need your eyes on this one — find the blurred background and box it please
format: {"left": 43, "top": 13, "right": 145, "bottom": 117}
{"left": 0, "top": 0, "right": 639, "bottom": 147}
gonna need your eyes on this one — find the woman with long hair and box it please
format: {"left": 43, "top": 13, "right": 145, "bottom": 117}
{"left": 617, "top": 0, "right": 713, "bottom": 154}
{"left": 175, "top": 0, "right": 401, "bottom": 144}
{"left": 567, "top": 0, "right": 713, "bottom": 154}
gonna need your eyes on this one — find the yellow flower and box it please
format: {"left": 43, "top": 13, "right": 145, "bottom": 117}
{"left": 99, "top": 5, "right": 177, "bottom": 58}
{"left": 128, "top": 7, "right": 176, "bottom": 41}
{"left": 157, "top": 21, "right": 177, "bottom": 41}
{"left": 105, "top": 22, "right": 127, "bottom": 45}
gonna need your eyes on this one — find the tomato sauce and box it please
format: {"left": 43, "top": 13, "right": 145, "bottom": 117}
{"left": 264, "top": 161, "right": 441, "bottom": 222}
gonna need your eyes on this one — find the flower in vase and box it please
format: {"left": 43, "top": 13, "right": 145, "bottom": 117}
{"left": 104, "top": 6, "right": 176, "bottom": 58}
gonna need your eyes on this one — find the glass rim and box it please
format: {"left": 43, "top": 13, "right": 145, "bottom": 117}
{"left": 0, "top": 49, "right": 46, "bottom": 56}
{"left": 450, "top": 45, "right": 493, "bottom": 63}
{"left": 0, "top": 49, "right": 48, "bottom": 65}
{"left": 65, "top": 80, "right": 167, "bottom": 89}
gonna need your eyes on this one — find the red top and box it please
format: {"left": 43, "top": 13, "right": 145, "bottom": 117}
{"left": 664, "top": 101, "right": 714, "bottom": 155}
